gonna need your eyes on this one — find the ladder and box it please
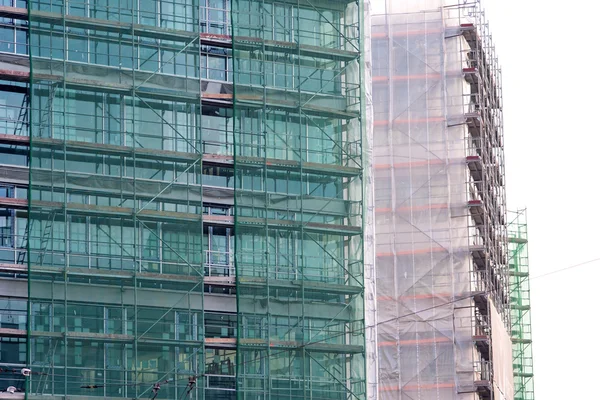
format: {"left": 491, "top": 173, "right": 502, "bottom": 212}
{"left": 35, "top": 338, "right": 59, "bottom": 395}
{"left": 39, "top": 84, "right": 56, "bottom": 137}
{"left": 37, "top": 212, "right": 57, "bottom": 266}
{"left": 16, "top": 220, "right": 28, "bottom": 264}
{"left": 17, "top": 212, "right": 57, "bottom": 265}
{"left": 12, "top": 92, "right": 29, "bottom": 137}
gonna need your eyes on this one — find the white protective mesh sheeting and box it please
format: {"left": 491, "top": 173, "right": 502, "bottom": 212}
{"left": 371, "top": 3, "right": 477, "bottom": 399}
{"left": 491, "top": 300, "right": 515, "bottom": 400}
{"left": 363, "top": 1, "right": 379, "bottom": 399}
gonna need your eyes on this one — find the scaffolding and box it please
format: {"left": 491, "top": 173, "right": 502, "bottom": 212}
{"left": 231, "top": 0, "right": 367, "bottom": 398}
{"left": 0, "top": 0, "right": 368, "bottom": 399}
{"left": 371, "top": 1, "right": 509, "bottom": 399}
{"left": 26, "top": 0, "right": 226, "bottom": 397}
{"left": 508, "top": 210, "right": 534, "bottom": 400}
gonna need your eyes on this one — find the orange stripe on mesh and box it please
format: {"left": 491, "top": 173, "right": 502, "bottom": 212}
{"left": 378, "top": 337, "right": 451, "bottom": 347}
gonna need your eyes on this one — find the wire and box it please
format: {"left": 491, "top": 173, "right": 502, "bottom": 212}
{"left": 135, "top": 291, "right": 475, "bottom": 399}
{"left": 85, "top": 292, "right": 477, "bottom": 395}
{"left": 15, "top": 292, "right": 480, "bottom": 397}
{"left": 0, "top": 368, "right": 44, "bottom": 376}
{"left": 0, "top": 390, "right": 360, "bottom": 400}
{"left": 80, "top": 381, "right": 164, "bottom": 389}
{"left": 530, "top": 257, "right": 600, "bottom": 280}
{"left": 0, "top": 368, "right": 174, "bottom": 388}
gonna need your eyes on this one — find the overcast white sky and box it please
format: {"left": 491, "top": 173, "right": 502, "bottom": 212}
{"left": 369, "top": 0, "right": 600, "bottom": 398}
{"left": 484, "top": 1, "right": 600, "bottom": 398}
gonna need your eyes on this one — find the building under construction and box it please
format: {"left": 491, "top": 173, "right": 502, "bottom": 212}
{"left": 0, "top": 0, "right": 536, "bottom": 399}
{"left": 371, "top": 1, "right": 534, "bottom": 400}
{"left": 0, "top": 0, "right": 369, "bottom": 399}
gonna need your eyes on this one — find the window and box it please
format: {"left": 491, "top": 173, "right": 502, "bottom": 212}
{"left": 202, "top": 47, "right": 231, "bottom": 82}
{"left": 163, "top": 223, "right": 203, "bottom": 267}
{"left": 142, "top": 223, "right": 159, "bottom": 265}
{"left": 67, "top": 29, "right": 89, "bottom": 62}
{"left": 205, "top": 313, "right": 236, "bottom": 340}
{"left": 160, "top": 0, "right": 196, "bottom": 31}
{"left": 205, "top": 225, "right": 232, "bottom": 276}
{"left": 0, "top": 18, "right": 27, "bottom": 56}
{"left": 207, "top": 54, "right": 227, "bottom": 81}
{"left": 0, "top": 206, "right": 13, "bottom": 248}
{"left": 202, "top": 107, "right": 233, "bottom": 155}
{"left": 0, "top": 185, "right": 24, "bottom": 250}
{"left": 272, "top": 4, "right": 292, "bottom": 42}
{"left": 0, "top": 337, "right": 26, "bottom": 372}
{"left": 205, "top": 348, "right": 236, "bottom": 391}
{"left": 139, "top": 0, "right": 158, "bottom": 26}
{"left": 203, "top": 166, "right": 234, "bottom": 188}
{"left": 69, "top": 216, "right": 87, "bottom": 254}
{"left": 206, "top": 0, "right": 229, "bottom": 35}
{"left": 0, "top": 87, "right": 28, "bottom": 136}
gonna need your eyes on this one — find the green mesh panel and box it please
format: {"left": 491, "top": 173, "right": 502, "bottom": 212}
{"left": 231, "top": 0, "right": 366, "bottom": 399}
{"left": 27, "top": 1, "right": 209, "bottom": 398}
{"left": 508, "top": 210, "right": 535, "bottom": 400}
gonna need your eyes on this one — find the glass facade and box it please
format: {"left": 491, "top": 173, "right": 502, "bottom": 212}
{"left": 0, "top": 0, "right": 366, "bottom": 399}
{"left": 232, "top": 0, "right": 366, "bottom": 398}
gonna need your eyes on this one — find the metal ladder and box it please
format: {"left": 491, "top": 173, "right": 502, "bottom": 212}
{"left": 37, "top": 212, "right": 57, "bottom": 266}
{"left": 16, "top": 221, "right": 28, "bottom": 264}
{"left": 12, "top": 92, "right": 29, "bottom": 137}
{"left": 39, "top": 84, "right": 57, "bottom": 137}
{"left": 35, "top": 338, "right": 59, "bottom": 395}
{"left": 18, "top": 212, "right": 56, "bottom": 265}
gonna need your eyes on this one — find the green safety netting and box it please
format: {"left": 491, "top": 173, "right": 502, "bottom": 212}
{"left": 231, "top": 0, "right": 366, "bottom": 398}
